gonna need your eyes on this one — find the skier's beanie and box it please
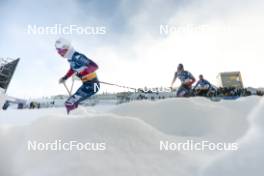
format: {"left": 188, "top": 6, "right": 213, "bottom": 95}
{"left": 55, "top": 38, "right": 71, "bottom": 49}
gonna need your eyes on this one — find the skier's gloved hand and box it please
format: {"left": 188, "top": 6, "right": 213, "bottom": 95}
{"left": 59, "top": 76, "right": 67, "bottom": 84}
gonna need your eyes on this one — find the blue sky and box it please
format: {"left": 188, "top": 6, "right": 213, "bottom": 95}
{"left": 1, "top": 0, "right": 264, "bottom": 98}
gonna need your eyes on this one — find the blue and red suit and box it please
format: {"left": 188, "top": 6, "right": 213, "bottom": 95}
{"left": 63, "top": 51, "right": 100, "bottom": 113}
{"left": 193, "top": 79, "right": 212, "bottom": 90}
{"left": 174, "top": 70, "right": 195, "bottom": 97}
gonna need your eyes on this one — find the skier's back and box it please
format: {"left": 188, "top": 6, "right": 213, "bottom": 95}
{"left": 55, "top": 38, "right": 100, "bottom": 114}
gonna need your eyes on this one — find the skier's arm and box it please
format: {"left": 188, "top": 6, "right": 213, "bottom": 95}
{"left": 190, "top": 73, "right": 196, "bottom": 83}
{"left": 205, "top": 80, "right": 211, "bottom": 88}
{"left": 59, "top": 68, "right": 75, "bottom": 83}
{"left": 78, "top": 55, "right": 98, "bottom": 75}
{"left": 193, "top": 81, "right": 199, "bottom": 90}
{"left": 65, "top": 68, "right": 75, "bottom": 79}
{"left": 187, "top": 73, "right": 196, "bottom": 85}
{"left": 182, "top": 72, "right": 195, "bottom": 87}
{"left": 85, "top": 59, "right": 98, "bottom": 73}
{"left": 82, "top": 58, "right": 99, "bottom": 75}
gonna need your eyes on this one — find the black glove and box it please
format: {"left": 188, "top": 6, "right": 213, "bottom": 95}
{"left": 59, "top": 76, "right": 67, "bottom": 84}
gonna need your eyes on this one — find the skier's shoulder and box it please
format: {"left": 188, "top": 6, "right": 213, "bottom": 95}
{"left": 182, "top": 70, "right": 192, "bottom": 76}
{"left": 72, "top": 51, "right": 91, "bottom": 62}
{"left": 196, "top": 79, "right": 202, "bottom": 84}
{"left": 204, "top": 79, "right": 211, "bottom": 85}
{"left": 184, "top": 70, "right": 193, "bottom": 74}
{"left": 72, "top": 51, "right": 86, "bottom": 59}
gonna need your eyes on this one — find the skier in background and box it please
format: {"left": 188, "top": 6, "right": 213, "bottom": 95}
{"left": 171, "top": 63, "right": 196, "bottom": 97}
{"left": 55, "top": 38, "right": 100, "bottom": 114}
{"left": 192, "top": 74, "right": 212, "bottom": 96}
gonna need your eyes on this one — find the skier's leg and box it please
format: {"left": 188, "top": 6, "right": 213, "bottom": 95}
{"left": 64, "top": 94, "right": 80, "bottom": 114}
{"left": 177, "top": 85, "right": 193, "bottom": 97}
{"left": 177, "top": 86, "right": 186, "bottom": 97}
{"left": 65, "top": 80, "right": 100, "bottom": 113}
{"left": 177, "top": 85, "right": 189, "bottom": 97}
{"left": 75, "top": 81, "right": 100, "bottom": 104}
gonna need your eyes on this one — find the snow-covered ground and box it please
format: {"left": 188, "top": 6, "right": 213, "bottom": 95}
{"left": 0, "top": 96, "right": 263, "bottom": 176}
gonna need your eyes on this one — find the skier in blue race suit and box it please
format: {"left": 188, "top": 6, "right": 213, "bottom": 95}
{"left": 193, "top": 74, "right": 212, "bottom": 90}
{"left": 55, "top": 38, "right": 100, "bottom": 114}
{"left": 193, "top": 74, "right": 213, "bottom": 96}
{"left": 171, "top": 63, "right": 196, "bottom": 97}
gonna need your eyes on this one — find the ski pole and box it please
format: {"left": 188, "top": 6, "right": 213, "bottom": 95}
{"left": 63, "top": 82, "right": 72, "bottom": 96}
{"left": 70, "top": 76, "right": 75, "bottom": 94}
{"left": 99, "top": 81, "right": 137, "bottom": 91}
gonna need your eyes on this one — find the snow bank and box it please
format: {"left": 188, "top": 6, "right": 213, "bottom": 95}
{"left": 0, "top": 114, "right": 199, "bottom": 176}
{"left": 112, "top": 97, "right": 261, "bottom": 141}
{"left": 0, "top": 108, "right": 66, "bottom": 125}
{"left": 201, "top": 97, "right": 264, "bottom": 176}
{"left": 0, "top": 96, "right": 263, "bottom": 176}
{"left": 0, "top": 105, "right": 113, "bottom": 125}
